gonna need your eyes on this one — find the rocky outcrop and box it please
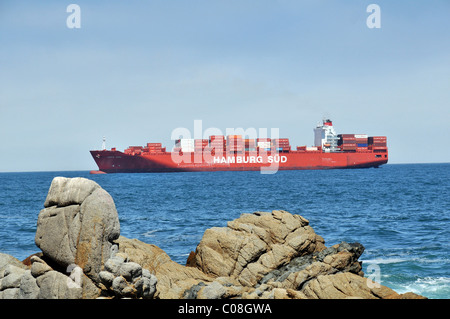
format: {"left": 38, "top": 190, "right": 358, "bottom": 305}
{"left": 0, "top": 177, "right": 426, "bottom": 299}
{"left": 99, "top": 251, "right": 157, "bottom": 298}
{"left": 35, "top": 177, "right": 120, "bottom": 283}
{"left": 190, "top": 210, "right": 326, "bottom": 287}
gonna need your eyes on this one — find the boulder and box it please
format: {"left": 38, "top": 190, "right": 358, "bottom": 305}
{"left": 35, "top": 177, "right": 120, "bottom": 283}
{"left": 190, "top": 210, "right": 326, "bottom": 287}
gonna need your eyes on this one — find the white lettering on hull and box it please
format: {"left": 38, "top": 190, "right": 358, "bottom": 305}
{"left": 213, "top": 156, "right": 287, "bottom": 164}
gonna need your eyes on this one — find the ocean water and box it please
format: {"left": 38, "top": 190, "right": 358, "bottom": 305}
{"left": 0, "top": 163, "right": 448, "bottom": 299}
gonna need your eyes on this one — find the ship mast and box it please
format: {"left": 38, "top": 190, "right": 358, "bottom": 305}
{"left": 102, "top": 136, "right": 106, "bottom": 150}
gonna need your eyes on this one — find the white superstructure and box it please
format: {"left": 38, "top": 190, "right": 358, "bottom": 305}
{"left": 314, "top": 119, "right": 339, "bottom": 152}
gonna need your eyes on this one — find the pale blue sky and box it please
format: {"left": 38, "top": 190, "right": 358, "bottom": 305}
{"left": 0, "top": 1, "right": 449, "bottom": 171}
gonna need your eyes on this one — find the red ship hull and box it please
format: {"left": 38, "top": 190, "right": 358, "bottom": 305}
{"left": 90, "top": 149, "right": 388, "bottom": 173}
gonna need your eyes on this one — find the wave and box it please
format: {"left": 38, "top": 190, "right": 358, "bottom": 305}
{"left": 141, "top": 230, "right": 159, "bottom": 238}
{"left": 394, "top": 277, "right": 450, "bottom": 299}
{"left": 361, "top": 258, "right": 407, "bottom": 265}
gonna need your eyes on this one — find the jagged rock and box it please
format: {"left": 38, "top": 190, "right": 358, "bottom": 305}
{"left": 300, "top": 272, "right": 425, "bottom": 299}
{"left": 35, "top": 177, "right": 120, "bottom": 283}
{"left": 191, "top": 210, "right": 326, "bottom": 286}
{"left": 258, "top": 242, "right": 364, "bottom": 290}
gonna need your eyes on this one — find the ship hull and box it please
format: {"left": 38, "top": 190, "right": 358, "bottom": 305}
{"left": 90, "top": 150, "right": 388, "bottom": 173}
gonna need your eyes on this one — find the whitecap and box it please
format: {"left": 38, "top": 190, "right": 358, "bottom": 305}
{"left": 141, "top": 230, "right": 159, "bottom": 238}
{"left": 361, "top": 258, "right": 407, "bottom": 265}
{"left": 394, "top": 277, "right": 450, "bottom": 298}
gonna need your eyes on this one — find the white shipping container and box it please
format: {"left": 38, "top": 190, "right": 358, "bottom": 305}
{"left": 180, "top": 139, "right": 194, "bottom": 145}
{"left": 257, "top": 142, "right": 271, "bottom": 148}
{"left": 306, "top": 146, "right": 318, "bottom": 151}
{"left": 354, "top": 134, "right": 368, "bottom": 139}
{"left": 181, "top": 146, "right": 194, "bottom": 152}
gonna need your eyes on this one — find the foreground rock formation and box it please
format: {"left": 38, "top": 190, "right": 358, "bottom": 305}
{"left": 0, "top": 177, "right": 425, "bottom": 299}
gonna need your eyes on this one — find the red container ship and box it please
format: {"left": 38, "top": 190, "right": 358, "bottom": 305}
{"left": 90, "top": 120, "right": 388, "bottom": 174}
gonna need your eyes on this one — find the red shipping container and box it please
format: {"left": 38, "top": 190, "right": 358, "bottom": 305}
{"left": 369, "top": 136, "right": 387, "bottom": 143}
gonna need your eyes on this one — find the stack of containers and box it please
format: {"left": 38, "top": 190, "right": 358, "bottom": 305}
{"left": 338, "top": 134, "right": 357, "bottom": 151}
{"left": 354, "top": 134, "right": 368, "bottom": 152}
{"left": 369, "top": 136, "right": 387, "bottom": 152}
{"left": 209, "top": 135, "right": 226, "bottom": 154}
{"left": 271, "top": 138, "right": 291, "bottom": 152}
{"left": 194, "top": 139, "right": 209, "bottom": 152}
{"left": 175, "top": 139, "right": 195, "bottom": 153}
{"left": 257, "top": 138, "right": 271, "bottom": 152}
{"left": 244, "top": 139, "right": 256, "bottom": 151}
{"left": 125, "top": 146, "right": 143, "bottom": 155}
{"left": 146, "top": 142, "right": 162, "bottom": 153}
{"left": 227, "top": 135, "right": 244, "bottom": 154}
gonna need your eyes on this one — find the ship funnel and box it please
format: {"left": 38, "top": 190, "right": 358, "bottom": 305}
{"left": 323, "top": 119, "right": 333, "bottom": 126}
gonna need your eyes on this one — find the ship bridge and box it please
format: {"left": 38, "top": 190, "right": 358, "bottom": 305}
{"left": 314, "top": 119, "right": 339, "bottom": 152}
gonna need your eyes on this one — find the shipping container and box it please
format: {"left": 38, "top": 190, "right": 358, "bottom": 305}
{"left": 257, "top": 141, "right": 271, "bottom": 148}
{"left": 371, "top": 142, "right": 387, "bottom": 147}
{"left": 369, "top": 136, "right": 387, "bottom": 144}
{"left": 147, "top": 143, "right": 162, "bottom": 147}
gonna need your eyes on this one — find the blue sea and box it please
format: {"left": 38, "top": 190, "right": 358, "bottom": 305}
{"left": 0, "top": 163, "right": 449, "bottom": 299}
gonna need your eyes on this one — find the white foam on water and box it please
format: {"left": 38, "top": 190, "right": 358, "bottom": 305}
{"left": 361, "top": 258, "right": 407, "bottom": 265}
{"left": 141, "top": 229, "right": 159, "bottom": 238}
{"left": 394, "top": 277, "right": 450, "bottom": 298}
